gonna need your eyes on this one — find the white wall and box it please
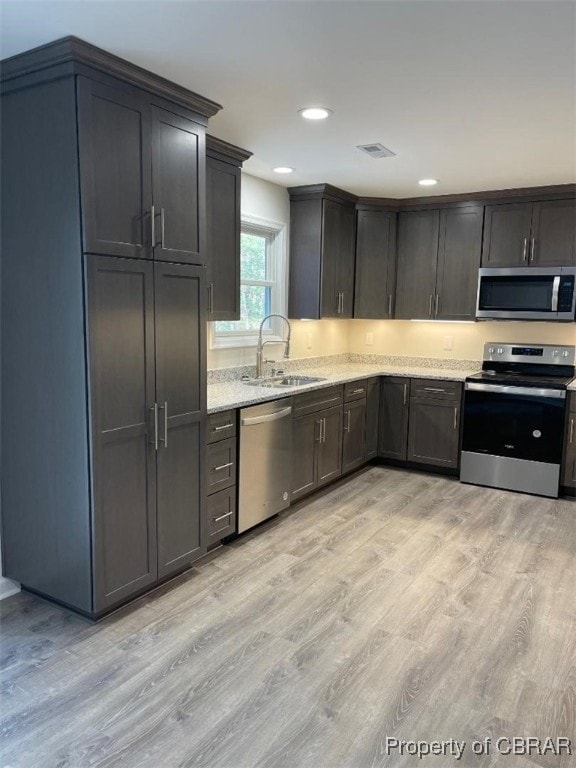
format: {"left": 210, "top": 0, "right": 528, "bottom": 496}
{"left": 207, "top": 173, "right": 350, "bottom": 370}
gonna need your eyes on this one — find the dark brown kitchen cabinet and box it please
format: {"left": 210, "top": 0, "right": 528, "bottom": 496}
{"left": 206, "top": 136, "right": 252, "bottom": 321}
{"left": 78, "top": 77, "right": 207, "bottom": 265}
{"left": 395, "top": 210, "right": 439, "bottom": 319}
{"left": 364, "top": 378, "right": 380, "bottom": 460}
{"left": 288, "top": 185, "right": 356, "bottom": 319}
{"left": 354, "top": 209, "right": 397, "bottom": 318}
{"left": 396, "top": 206, "right": 483, "bottom": 320}
{"left": 205, "top": 409, "right": 238, "bottom": 544}
{"left": 562, "top": 394, "right": 576, "bottom": 489}
{"left": 407, "top": 381, "right": 462, "bottom": 469}
{"left": 1, "top": 37, "right": 218, "bottom": 617}
{"left": 342, "top": 398, "right": 367, "bottom": 474}
{"left": 482, "top": 199, "right": 576, "bottom": 267}
{"left": 292, "top": 386, "right": 344, "bottom": 501}
{"left": 88, "top": 256, "right": 206, "bottom": 607}
{"left": 378, "top": 377, "right": 410, "bottom": 461}
{"left": 435, "top": 206, "right": 484, "bottom": 320}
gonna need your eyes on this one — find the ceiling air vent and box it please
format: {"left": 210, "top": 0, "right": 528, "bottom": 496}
{"left": 357, "top": 143, "right": 396, "bottom": 158}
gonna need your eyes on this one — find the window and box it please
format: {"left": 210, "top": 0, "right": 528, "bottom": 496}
{"left": 212, "top": 215, "right": 286, "bottom": 348}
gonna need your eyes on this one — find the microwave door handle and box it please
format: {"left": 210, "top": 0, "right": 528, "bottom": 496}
{"left": 551, "top": 276, "right": 560, "bottom": 312}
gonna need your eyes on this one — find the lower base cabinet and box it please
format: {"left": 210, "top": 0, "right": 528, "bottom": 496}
{"left": 291, "top": 386, "right": 344, "bottom": 501}
{"left": 342, "top": 392, "right": 367, "bottom": 474}
{"left": 379, "top": 377, "right": 462, "bottom": 470}
{"left": 562, "top": 394, "right": 576, "bottom": 488}
{"left": 364, "top": 378, "right": 380, "bottom": 460}
{"left": 206, "top": 409, "right": 238, "bottom": 544}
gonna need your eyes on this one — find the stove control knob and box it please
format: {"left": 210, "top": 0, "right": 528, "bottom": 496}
{"left": 488, "top": 347, "right": 495, "bottom": 354}
{"left": 497, "top": 347, "right": 504, "bottom": 354}
{"left": 552, "top": 349, "right": 559, "bottom": 357}
{"left": 563, "top": 350, "right": 570, "bottom": 358}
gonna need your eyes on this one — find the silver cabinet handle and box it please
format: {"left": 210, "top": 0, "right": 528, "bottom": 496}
{"left": 341, "top": 292, "right": 345, "bottom": 314}
{"left": 214, "top": 422, "right": 233, "bottom": 432}
{"left": 208, "top": 283, "right": 214, "bottom": 314}
{"left": 428, "top": 294, "right": 433, "bottom": 318}
{"left": 453, "top": 407, "right": 458, "bottom": 430}
{"left": 350, "top": 388, "right": 365, "bottom": 395}
{"left": 424, "top": 387, "right": 447, "bottom": 393}
{"left": 321, "top": 417, "right": 326, "bottom": 443}
{"left": 159, "top": 401, "right": 168, "bottom": 447}
{"left": 160, "top": 207, "right": 166, "bottom": 249}
{"left": 388, "top": 294, "right": 393, "bottom": 317}
{"left": 435, "top": 294, "right": 439, "bottom": 318}
{"left": 530, "top": 237, "right": 536, "bottom": 262}
{"left": 315, "top": 419, "right": 322, "bottom": 442}
{"left": 151, "top": 205, "right": 156, "bottom": 249}
{"left": 213, "top": 510, "right": 234, "bottom": 523}
{"left": 569, "top": 417, "right": 574, "bottom": 444}
{"left": 522, "top": 237, "right": 528, "bottom": 262}
{"left": 344, "top": 409, "right": 351, "bottom": 432}
{"left": 403, "top": 383, "right": 408, "bottom": 405}
{"left": 149, "top": 403, "right": 158, "bottom": 450}
{"left": 213, "top": 462, "right": 233, "bottom": 472}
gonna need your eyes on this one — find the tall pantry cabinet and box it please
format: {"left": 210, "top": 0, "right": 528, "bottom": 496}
{"left": 0, "top": 37, "right": 221, "bottom": 616}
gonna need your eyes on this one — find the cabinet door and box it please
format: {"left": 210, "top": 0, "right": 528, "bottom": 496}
{"left": 395, "top": 210, "right": 439, "bottom": 319}
{"left": 562, "top": 405, "right": 576, "bottom": 488}
{"left": 342, "top": 399, "right": 367, "bottom": 474}
{"left": 378, "top": 377, "right": 409, "bottom": 461}
{"left": 77, "top": 78, "right": 152, "bottom": 260}
{"left": 151, "top": 106, "right": 205, "bottom": 265}
{"left": 320, "top": 199, "right": 342, "bottom": 317}
{"left": 435, "top": 206, "right": 483, "bottom": 321}
{"left": 530, "top": 199, "right": 576, "bottom": 267}
{"left": 481, "top": 203, "right": 532, "bottom": 267}
{"left": 354, "top": 210, "right": 397, "bottom": 318}
{"left": 86, "top": 256, "right": 157, "bottom": 612}
{"left": 154, "top": 262, "right": 206, "bottom": 578}
{"left": 206, "top": 156, "right": 241, "bottom": 320}
{"left": 292, "top": 412, "right": 320, "bottom": 500}
{"left": 364, "top": 378, "right": 380, "bottom": 460}
{"left": 317, "top": 405, "right": 343, "bottom": 487}
{"left": 337, "top": 202, "right": 356, "bottom": 318}
{"left": 408, "top": 398, "right": 460, "bottom": 469}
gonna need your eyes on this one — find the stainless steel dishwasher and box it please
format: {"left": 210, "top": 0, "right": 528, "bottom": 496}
{"left": 238, "top": 399, "right": 293, "bottom": 533}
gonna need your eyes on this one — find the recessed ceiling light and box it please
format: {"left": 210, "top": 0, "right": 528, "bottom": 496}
{"left": 273, "top": 166, "right": 294, "bottom": 174}
{"left": 299, "top": 107, "right": 333, "bottom": 121}
{"left": 418, "top": 178, "right": 438, "bottom": 186}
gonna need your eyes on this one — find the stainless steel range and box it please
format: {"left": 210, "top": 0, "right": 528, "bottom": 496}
{"left": 461, "top": 343, "right": 575, "bottom": 498}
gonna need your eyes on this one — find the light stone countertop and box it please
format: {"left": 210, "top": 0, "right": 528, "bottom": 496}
{"left": 568, "top": 380, "right": 576, "bottom": 392}
{"left": 207, "top": 362, "right": 476, "bottom": 414}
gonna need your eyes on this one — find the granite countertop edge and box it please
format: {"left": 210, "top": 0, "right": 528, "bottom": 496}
{"left": 207, "top": 363, "right": 477, "bottom": 414}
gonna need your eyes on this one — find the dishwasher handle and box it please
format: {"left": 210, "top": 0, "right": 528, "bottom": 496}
{"left": 241, "top": 406, "right": 292, "bottom": 426}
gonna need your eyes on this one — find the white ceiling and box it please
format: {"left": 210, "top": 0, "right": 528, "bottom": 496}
{"left": 1, "top": 0, "right": 575, "bottom": 197}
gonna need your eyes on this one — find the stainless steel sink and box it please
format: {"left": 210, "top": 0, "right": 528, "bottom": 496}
{"left": 243, "top": 375, "right": 326, "bottom": 388}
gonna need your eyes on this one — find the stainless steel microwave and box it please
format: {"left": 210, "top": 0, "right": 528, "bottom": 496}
{"left": 476, "top": 266, "right": 576, "bottom": 321}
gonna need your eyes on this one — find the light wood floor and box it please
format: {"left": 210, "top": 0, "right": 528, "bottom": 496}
{"left": 1, "top": 466, "right": 575, "bottom": 768}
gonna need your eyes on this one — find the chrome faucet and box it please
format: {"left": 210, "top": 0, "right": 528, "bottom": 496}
{"left": 255, "top": 314, "right": 291, "bottom": 379}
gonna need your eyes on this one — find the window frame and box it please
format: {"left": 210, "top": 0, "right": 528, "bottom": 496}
{"left": 210, "top": 214, "right": 287, "bottom": 349}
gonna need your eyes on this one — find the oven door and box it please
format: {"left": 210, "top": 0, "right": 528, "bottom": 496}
{"left": 462, "top": 383, "right": 566, "bottom": 465}
{"left": 476, "top": 267, "right": 575, "bottom": 321}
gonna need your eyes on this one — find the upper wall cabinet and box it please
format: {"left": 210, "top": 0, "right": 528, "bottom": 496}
{"left": 78, "top": 77, "right": 206, "bottom": 265}
{"left": 206, "top": 136, "right": 252, "bottom": 321}
{"left": 396, "top": 206, "right": 483, "bottom": 321}
{"left": 288, "top": 185, "right": 356, "bottom": 319}
{"left": 482, "top": 199, "right": 576, "bottom": 267}
{"left": 354, "top": 208, "right": 397, "bottom": 319}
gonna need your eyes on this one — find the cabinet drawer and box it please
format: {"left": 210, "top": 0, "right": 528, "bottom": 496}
{"left": 410, "top": 379, "right": 462, "bottom": 401}
{"left": 292, "top": 385, "right": 343, "bottom": 417}
{"left": 206, "top": 487, "right": 237, "bottom": 540}
{"left": 344, "top": 380, "right": 368, "bottom": 402}
{"left": 207, "top": 410, "right": 236, "bottom": 444}
{"left": 207, "top": 437, "right": 236, "bottom": 494}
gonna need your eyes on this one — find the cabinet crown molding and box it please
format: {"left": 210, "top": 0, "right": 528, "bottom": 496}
{"left": 206, "top": 135, "right": 253, "bottom": 165}
{"left": 1, "top": 36, "right": 222, "bottom": 120}
{"left": 288, "top": 183, "right": 359, "bottom": 205}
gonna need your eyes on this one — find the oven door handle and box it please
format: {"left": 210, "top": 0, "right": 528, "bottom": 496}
{"left": 465, "top": 382, "right": 566, "bottom": 399}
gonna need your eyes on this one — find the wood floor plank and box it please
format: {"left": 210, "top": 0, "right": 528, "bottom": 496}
{"left": 1, "top": 467, "right": 575, "bottom": 768}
